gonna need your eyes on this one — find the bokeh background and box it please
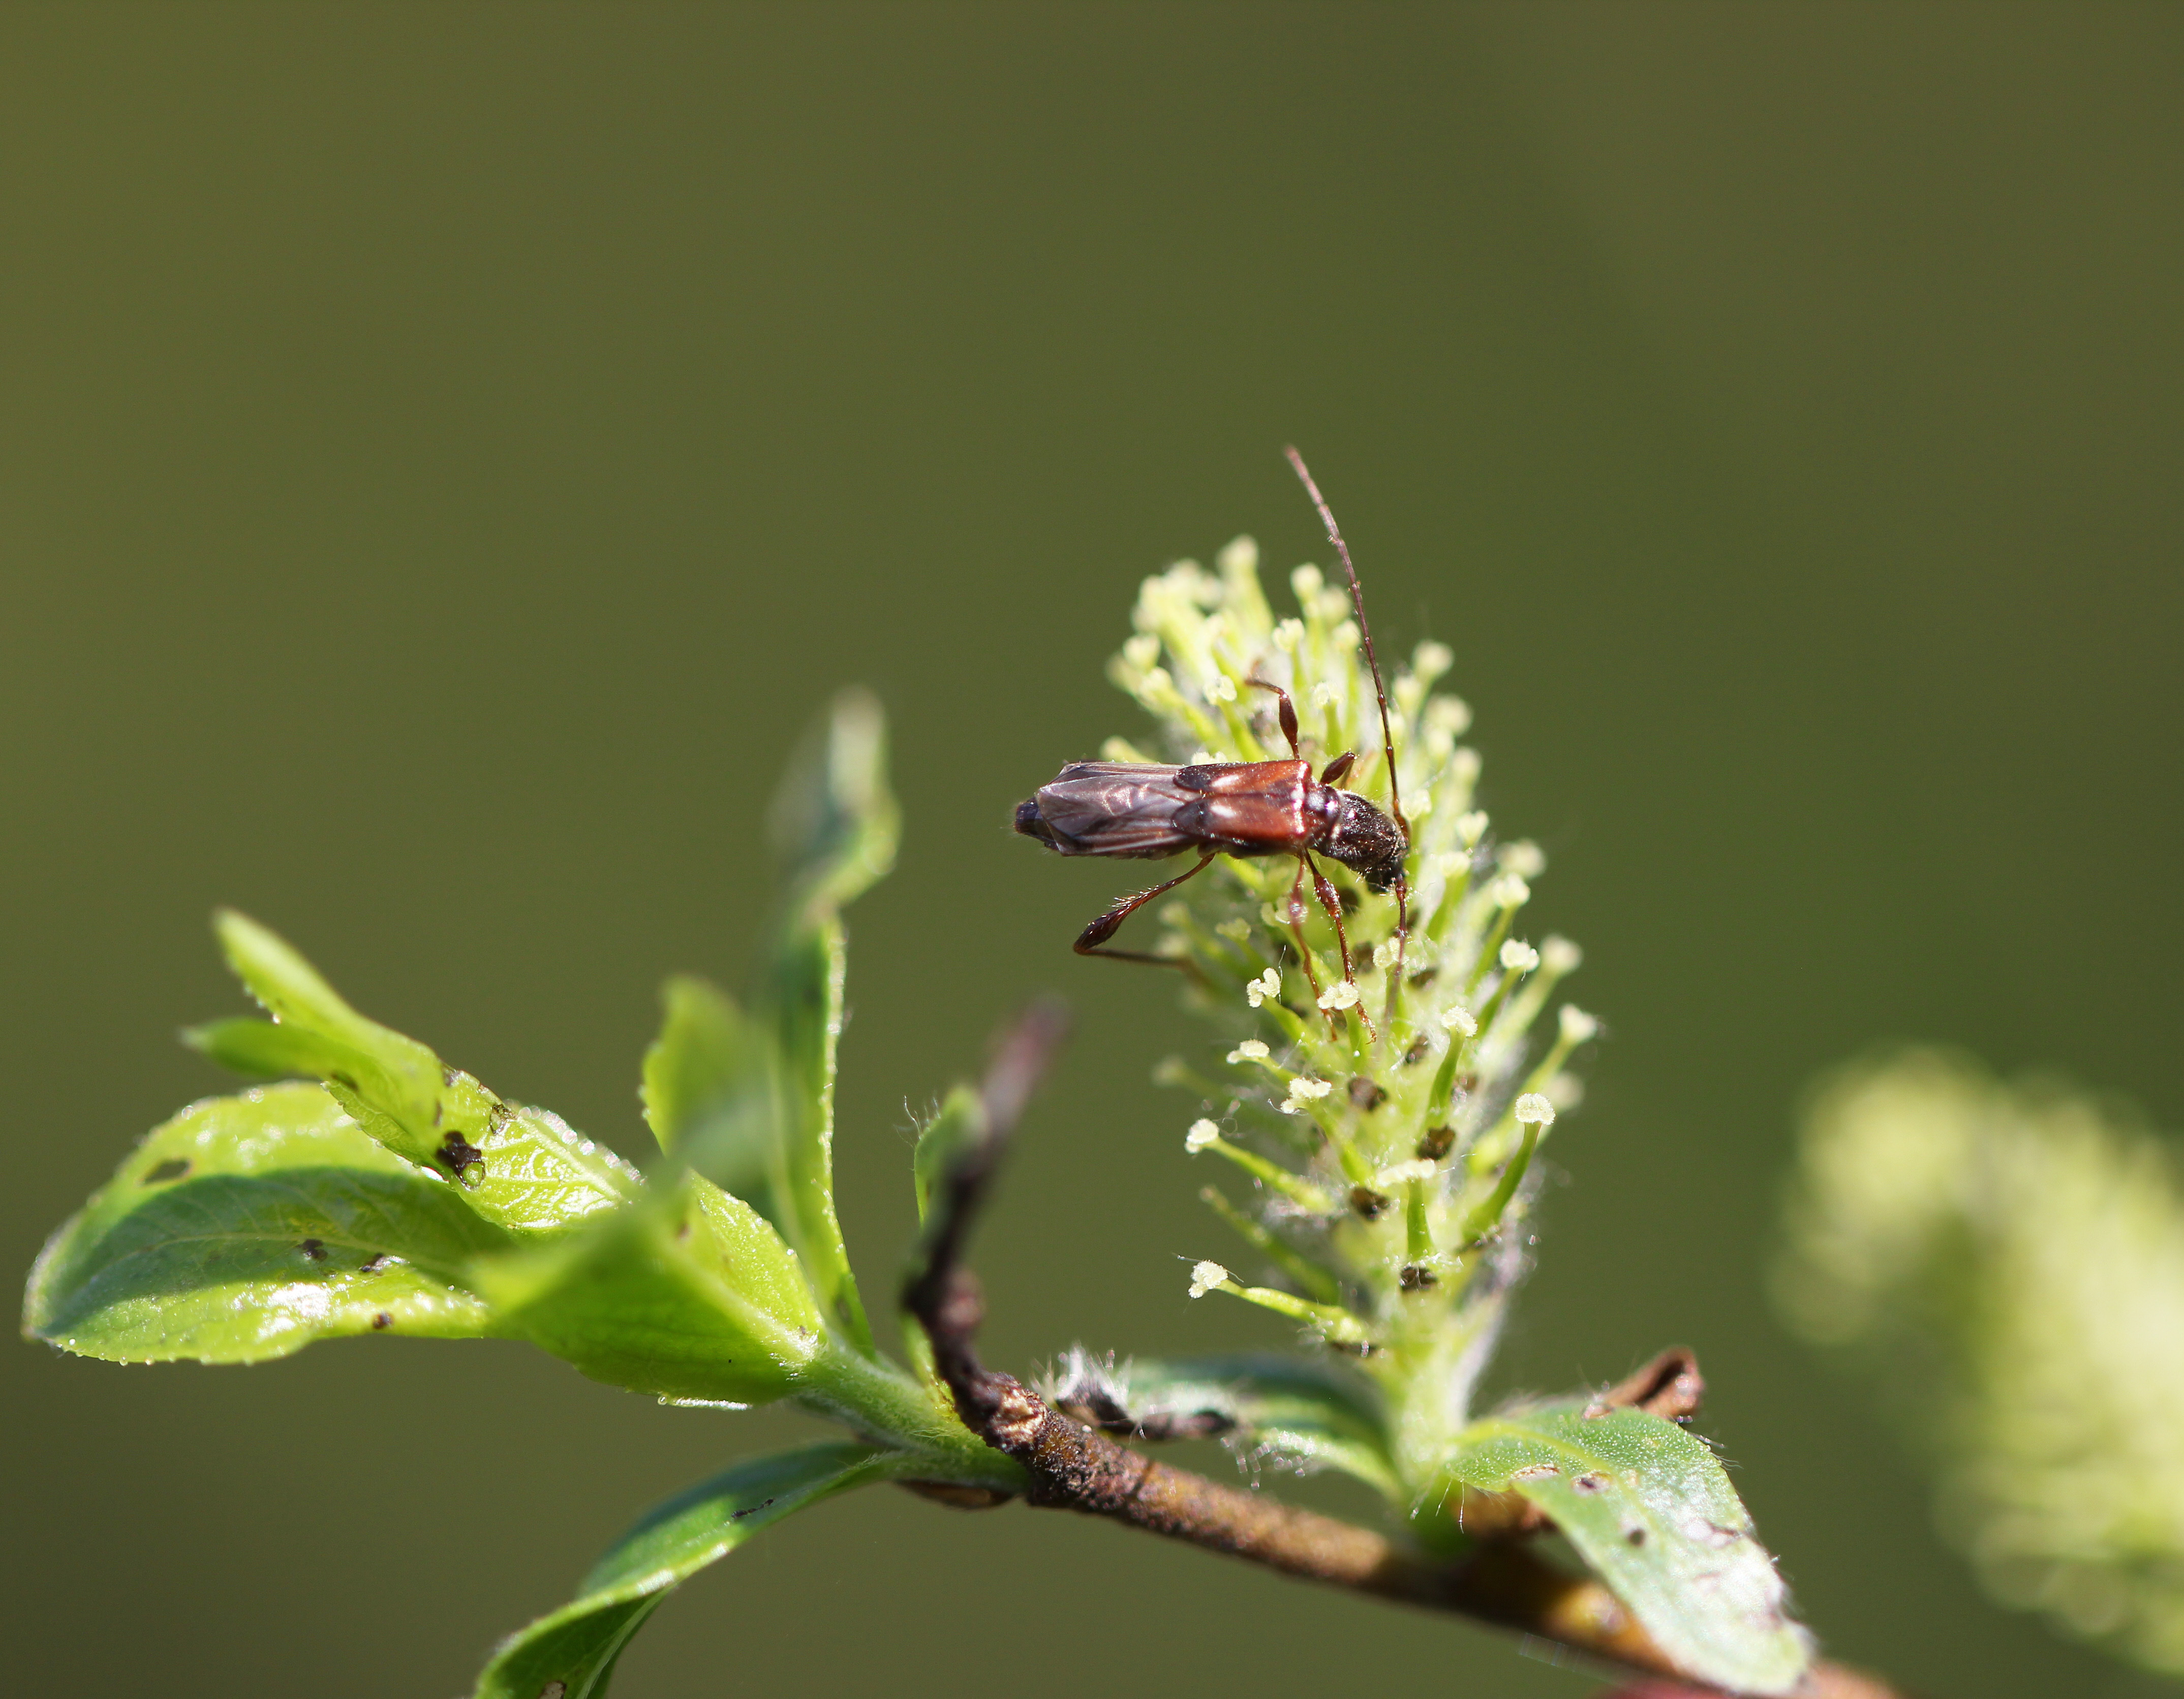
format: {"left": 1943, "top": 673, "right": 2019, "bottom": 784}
{"left": 4, "top": 6, "right": 2179, "bottom": 1695}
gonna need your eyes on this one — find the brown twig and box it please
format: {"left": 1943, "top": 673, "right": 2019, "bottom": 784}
{"left": 901, "top": 1006, "right": 1905, "bottom": 1699}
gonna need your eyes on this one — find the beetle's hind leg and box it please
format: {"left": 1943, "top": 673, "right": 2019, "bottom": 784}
{"left": 1073, "top": 853, "right": 1219, "bottom": 966}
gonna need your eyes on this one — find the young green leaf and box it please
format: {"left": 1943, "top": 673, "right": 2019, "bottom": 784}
{"left": 652, "top": 692, "right": 898, "bottom": 1355}
{"left": 473, "top": 1173, "right": 825, "bottom": 1407}
{"left": 760, "top": 912, "right": 874, "bottom": 1352}
{"left": 206, "top": 912, "right": 640, "bottom": 1235}
{"left": 640, "top": 976, "right": 762, "bottom": 1160}
{"left": 1055, "top": 1349, "right": 1399, "bottom": 1496}
{"left": 755, "top": 688, "right": 898, "bottom": 1353}
{"left": 767, "top": 684, "right": 901, "bottom": 927}
{"left": 24, "top": 1083, "right": 508, "bottom": 1363}
{"left": 474, "top": 1441, "right": 893, "bottom": 1699}
{"left": 912, "top": 1084, "right": 984, "bottom": 1225}
{"left": 1432, "top": 1399, "right": 1811, "bottom": 1695}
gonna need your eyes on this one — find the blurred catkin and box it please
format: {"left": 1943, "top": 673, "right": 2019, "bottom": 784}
{"left": 1778, "top": 1050, "right": 2184, "bottom": 1674}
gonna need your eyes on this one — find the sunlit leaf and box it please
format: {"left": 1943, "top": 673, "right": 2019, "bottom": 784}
{"left": 640, "top": 977, "right": 762, "bottom": 1161}
{"left": 473, "top": 1173, "right": 824, "bottom": 1406}
{"left": 208, "top": 912, "right": 640, "bottom": 1235}
{"left": 657, "top": 692, "right": 896, "bottom": 1355}
{"left": 474, "top": 1441, "right": 890, "bottom": 1699}
{"left": 756, "top": 688, "right": 896, "bottom": 1354}
{"left": 766, "top": 684, "right": 899, "bottom": 926}
{"left": 1434, "top": 1400, "right": 1811, "bottom": 1695}
{"left": 24, "top": 1083, "right": 507, "bottom": 1363}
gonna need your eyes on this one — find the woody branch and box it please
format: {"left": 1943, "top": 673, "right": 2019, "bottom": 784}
{"left": 899, "top": 1005, "right": 1903, "bottom": 1699}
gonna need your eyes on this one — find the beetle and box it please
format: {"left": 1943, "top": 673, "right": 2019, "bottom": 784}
{"left": 1013, "top": 447, "right": 1409, "bottom": 1026}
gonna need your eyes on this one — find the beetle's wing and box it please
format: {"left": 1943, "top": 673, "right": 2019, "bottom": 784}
{"left": 1033, "top": 763, "right": 1196, "bottom": 858}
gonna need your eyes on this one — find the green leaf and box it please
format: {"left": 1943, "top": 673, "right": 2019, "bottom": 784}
{"left": 23, "top": 1083, "right": 508, "bottom": 1363}
{"left": 756, "top": 688, "right": 897, "bottom": 1354}
{"left": 1064, "top": 1351, "right": 1399, "bottom": 1495}
{"left": 766, "top": 684, "right": 900, "bottom": 926}
{"left": 912, "top": 1084, "right": 983, "bottom": 1225}
{"left": 208, "top": 912, "right": 640, "bottom": 1235}
{"left": 654, "top": 692, "right": 897, "bottom": 1355}
{"left": 640, "top": 977, "right": 762, "bottom": 1160}
{"left": 1433, "top": 1400, "right": 1812, "bottom": 1695}
{"left": 474, "top": 1441, "right": 892, "bottom": 1699}
{"left": 760, "top": 911, "right": 873, "bottom": 1351}
{"left": 473, "top": 1173, "right": 825, "bottom": 1406}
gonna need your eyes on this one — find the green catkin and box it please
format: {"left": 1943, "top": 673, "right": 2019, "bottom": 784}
{"left": 1104, "top": 536, "right": 1598, "bottom": 1483}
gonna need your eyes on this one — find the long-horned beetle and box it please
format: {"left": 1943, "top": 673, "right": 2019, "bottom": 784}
{"left": 1014, "top": 447, "right": 1409, "bottom": 1030}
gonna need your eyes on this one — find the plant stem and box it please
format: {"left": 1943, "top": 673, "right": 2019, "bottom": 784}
{"left": 902, "top": 1005, "right": 1909, "bottom": 1699}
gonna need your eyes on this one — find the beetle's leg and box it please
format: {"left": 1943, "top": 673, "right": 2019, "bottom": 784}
{"left": 1074, "top": 853, "right": 1219, "bottom": 965}
{"left": 1244, "top": 679, "right": 1301, "bottom": 760}
{"left": 1282, "top": 854, "right": 1340, "bottom": 1035}
{"left": 1306, "top": 852, "right": 1376, "bottom": 1043}
{"left": 1318, "top": 751, "right": 1356, "bottom": 786}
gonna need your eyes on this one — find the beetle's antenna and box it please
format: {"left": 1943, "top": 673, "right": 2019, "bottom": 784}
{"left": 1283, "top": 447, "right": 1406, "bottom": 843}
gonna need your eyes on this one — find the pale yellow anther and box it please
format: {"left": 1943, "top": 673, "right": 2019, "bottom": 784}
{"left": 1541, "top": 936, "right": 1583, "bottom": 976}
{"left": 1226, "top": 1039, "right": 1271, "bottom": 1064}
{"left": 1425, "top": 695, "right": 1472, "bottom": 738}
{"left": 1457, "top": 810, "right": 1490, "bottom": 848}
{"left": 1514, "top": 1093, "right": 1557, "bottom": 1128}
{"left": 1311, "top": 681, "right": 1339, "bottom": 710}
{"left": 1207, "top": 675, "right": 1238, "bottom": 704}
{"left": 1245, "top": 967, "right": 1283, "bottom": 1009}
{"left": 1273, "top": 618, "right": 1305, "bottom": 651}
{"left": 1317, "top": 980, "right": 1361, "bottom": 1012}
{"left": 1490, "top": 872, "right": 1531, "bottom": 910}
{"left": 1188, "top": 1260, "right": 1232, "bottom": 1298}
{"left": 1559, "top": 1005, "right": 1599, "bottom": 1044}
{"left": 1500, "top": 940, "right": 1541, "bottom": 975}
{"left": 1185, "top": 1119, "right": 1221, "bottom": 1154}
{"left": 1497, "top": 840, "right": 1546, "bottom": 878}
{"left": 1441, "top": 1006, "right": 1479, "bottom": 1038}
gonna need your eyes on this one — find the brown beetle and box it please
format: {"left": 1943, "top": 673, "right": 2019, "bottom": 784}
{"left": 1014, "top": 447, "right": 1409, "bottom": 1023}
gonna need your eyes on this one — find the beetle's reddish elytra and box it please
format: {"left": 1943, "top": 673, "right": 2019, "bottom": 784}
{"left": 1013, "top": 447, "right": 1410, "bottom": 1034}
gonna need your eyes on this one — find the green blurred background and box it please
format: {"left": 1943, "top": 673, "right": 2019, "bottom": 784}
{"left": 4, "top": 5, "right": 2178, "bottom": 1695}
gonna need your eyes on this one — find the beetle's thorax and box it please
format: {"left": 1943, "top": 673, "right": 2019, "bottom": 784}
{"left": 1308, "top": 786, "right": 1407, "bottom": 893}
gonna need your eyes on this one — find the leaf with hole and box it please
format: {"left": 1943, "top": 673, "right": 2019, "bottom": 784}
{"left": 24, "top": 1083, "right": 508, "bottom": 1363}
{"left": 206, "top": 911, "right": 640, "bottom": 1234}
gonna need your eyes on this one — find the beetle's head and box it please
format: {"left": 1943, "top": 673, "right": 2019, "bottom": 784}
{"left": 1328, "top": 793, "right": 1407, "bottom": 894}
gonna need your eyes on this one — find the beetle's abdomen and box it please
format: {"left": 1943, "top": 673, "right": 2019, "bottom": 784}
{"left": 1012, "top": 758, "right": 1314, "bottom": 862}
